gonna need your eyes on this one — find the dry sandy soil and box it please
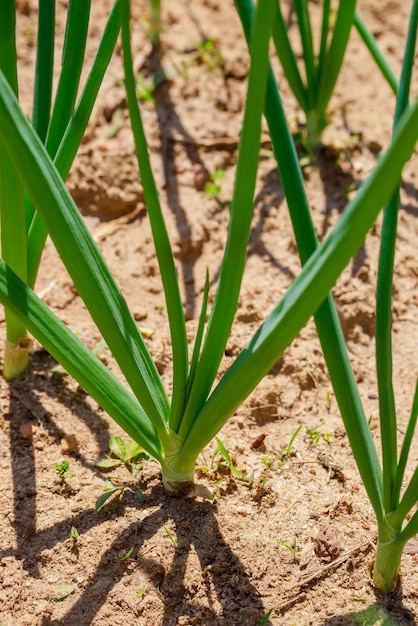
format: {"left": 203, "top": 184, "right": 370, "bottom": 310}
{"left": 0, "top": 0, "right": 418, "bottom": 624}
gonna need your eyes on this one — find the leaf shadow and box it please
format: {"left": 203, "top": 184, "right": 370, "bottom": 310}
{"left": 2, "top": 474, "right": 273, "bottom": 625}
{"left": 321, "top": 592, "right": 417, "bottom": 625}
{"left": 4, "top": 350, "right": 116, "bottom": 578}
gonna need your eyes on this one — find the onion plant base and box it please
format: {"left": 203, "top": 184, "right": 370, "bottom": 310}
{"left": 306, "top": 109, "right": 328, "bottom": 152}
{"left": 162, "top": 478, "right": 213, "bottom": 499}
{"left": 162, "top": 477, "right": 198, "bottom": 498}
{"left": 372, "top": 536, "right": 405, "bottom": 594}
{"left": 3, "top": 337, "right": 33, "bottom": 381}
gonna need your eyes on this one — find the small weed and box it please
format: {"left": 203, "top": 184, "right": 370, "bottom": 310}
{"left": 68, "top": 526, "right": 80, "bottom": 555}
{"left": 325, "top": 389, "right": 332, "bottom": 409}
{"left": 278, "top": 538, "right": 297, "bottom": 562}
{"left": 136, "top": 72, "right": 156, "bottom": 103}
{"left": 212, "top": 437, "right": 253, "bottom": 483}
{"left": 54, "top": 460, "right": 74, "bottom": 479}
{"left": 51, "top": 584, "right": 76, "bottom": 602}
{"left": 204, "top": 168, "right": 226, "bottom": 197}
{"left": 305, "top": 426, "right": 333, "bottom": 448}
{"left": 136, "top": 587, "right": 147, "bottom": 598}
{"left": 70, "top": 526, "right": 79, "bottom": 540}
{"left": 260, "top": 452, "right": 275, "bottom": 469}
{"left": 193, "top": 38, "right": 225, "bottom": 74}
{"left": 95, "top": 479, "right": 127, "bottom": 512}
{"left": 164, "top": 525, "right": 180, "bottom": 546}
{"left": 115, "top": 546, "right": 134, "bottom": 562}
{"left": 279, "top": 424, "right": 302, "bottom": 463}
{"left": 261, "top": 609, "right": 273, "bottom": 625}
{"left": 95, "top": 479, "right": 145, "bottom": 513}
{"left": 135, "top": 70, "right": 166, "bottom": 104}
{"left": 96, "top": 436, "right": 150, "bottom": 474}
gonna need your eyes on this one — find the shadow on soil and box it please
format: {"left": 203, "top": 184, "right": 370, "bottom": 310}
{"left": 3, "top": 481, "right": 272, "bottom": 625}
{"left": 322, "top": 593, "right": 417, "bottom": 625}
{"left": 4, "top": 351, "right": 111, "bottom": 579}
{"left": 2, "top": 355, "right": 272, "bottom": 625}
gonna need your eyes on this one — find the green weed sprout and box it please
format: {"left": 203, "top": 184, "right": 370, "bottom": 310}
{"left": 236, "top": 0, "right": 418, "bottom": 594}
{"left": 96, "top": 436, "right": 150, "bottom": 473}
{"left": 54, "top": 460, "right": 74, "bottom": 479}
{"left": 0, "top": 0, "right": 418, "bottom": 521}
{"left": 0, "top": 0, "right": 120, "bottom": 379}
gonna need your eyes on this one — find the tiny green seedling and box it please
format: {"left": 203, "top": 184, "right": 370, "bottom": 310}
{"left": 70, "top": 526, "right": 79, "bottom": 540}
{"left": 69, "top": 526, "right": 80, "bottom": 554}
{"left": 260, "top": 609, "right": 273, "bottom": 625}
{"left": 204, "top": 168, "right": 226, "bottom": 197}
{"left": 51, "top": 584, "right": 76, "bottom": 602}
{"left": 279, "top": 424, "right": 302, "bottom": 463}
{"left": 115, "top": 546, "right": 134, "bottom": 562}
{"left": 54, "top": 460, "right": 74, "bottom": 479}
{"left": 260, "top": 452, "right": 275, "bottom": 469}
{"left": 95, "top": 479, "right": 127, "bottom": 512}
{"left": 96, "top": 436, "right": 150, "bottom": 474}
{"left": 278, "top": 538, "right": 297, "bottom": 562}
{"left": 258, "top": 452, "right": 275, "bottom": 490}
{"left": 305, "top": 426, "right": 332, "bottom": 447}
{"left": 106, "top": 107, "right": 125, "bottom": 139}
{"left": 136, "top": 70, "right": 166, "bottom": 104}
{"left": 202, "top": 563, "right": 213, "bottom": 576}
{"left": 136, "top": 72, "right": 156, "bottom": 103}
{"left": 95, "top": 478, "right": 146, "bottom": 512}
{"left": 193, "top": 38, "right": 225, "bottom": 74}
{"left": 136, "top": 587, "right": 147, "bottom": 599}
{"left": 325, "top": 389, "right": 332, "bottom": 409}
{"left": 164, "top": 525, "right": 180, "bottom": 547}
{"left": 212, "top": 437, "right": 252, "bottom": 483}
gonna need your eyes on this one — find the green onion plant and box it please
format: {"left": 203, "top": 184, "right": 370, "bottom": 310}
{"left": 236, "top": 0, "right": 418, "bottom": 594}
{"left": 272, "top": 1, "right": 401, "bottom": 149}
{"left": 271, "top": 0, "right": 357, "bottom": 148}
{"left": 0, "top": 0, "right": 418, "bottom": 594}
{"left": 0, "top": 0, "right": 120, "bottom": 379}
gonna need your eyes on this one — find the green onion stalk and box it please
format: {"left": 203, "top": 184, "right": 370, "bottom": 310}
{"left": 372, "top": 0, "right": 418, "bottom": 592}
{"left": 271, "top": 0, "right": 357, "bottom": 149}
{"left": 236, "top": 0, "right": 418, "bottom": 593}
{"left": 272, "top": 1, "right": 404, "bottom": 149}
{"left": 0, "top": 0, "right": 120, "bottom": 379}
{"left": 0, "top": 0, "right": 417, "bottom": 511}
{"left": 148, "top": 0, "right": 161, "bottom": 47}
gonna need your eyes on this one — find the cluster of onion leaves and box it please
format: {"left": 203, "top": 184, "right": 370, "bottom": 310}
{"left": 0, "top": 0, "right": 418, "bottom": 596}
{"left": 271, "top": 0, "right": 401, "bottom": 149}
{"left": 0, "top": 0, "right": 120, "bottom": 379}
{"left": 236, "top": 0, "right": 418, "bottom": 595}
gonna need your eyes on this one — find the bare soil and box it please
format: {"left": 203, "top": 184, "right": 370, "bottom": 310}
{"left": 1, "top": 1, "right": 418, "bottom": 624}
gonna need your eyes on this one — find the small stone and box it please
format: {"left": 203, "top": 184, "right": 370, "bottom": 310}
{"left": 19, "top": 423, "right": 34, "bottom": 439}
{"left": 61, "top": 435, "right": 79, "bottom": 454}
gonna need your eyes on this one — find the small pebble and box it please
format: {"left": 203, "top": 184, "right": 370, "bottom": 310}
{"left": 19, "top": 423, "right": 33, "bottom": 439}
{"left": 61, "top": 435, "right": 79, "bottom": 454}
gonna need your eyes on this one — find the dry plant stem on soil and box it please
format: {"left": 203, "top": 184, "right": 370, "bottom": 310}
{"left": 236, "top": 0, "right": 418, "bottom": 594}
{"left": 0, "top": 0, "right": 120, "bottom": 379}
